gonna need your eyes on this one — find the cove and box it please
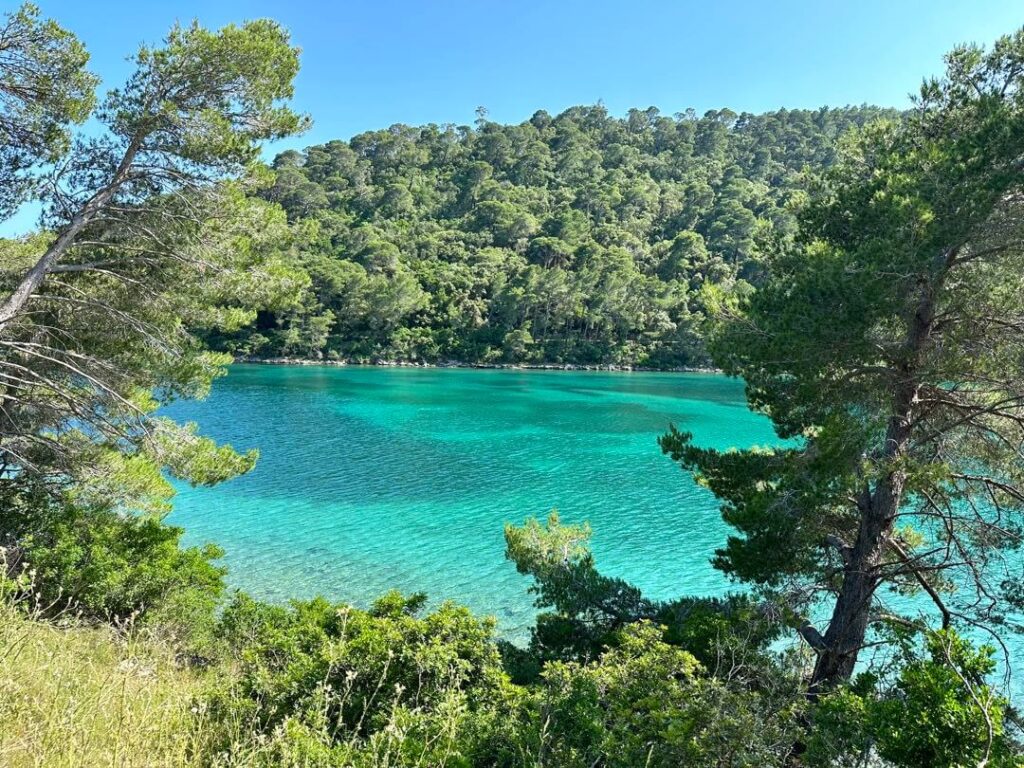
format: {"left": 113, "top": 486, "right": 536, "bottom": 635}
{"left": 162, "top": 364, "right": 777, "bottom": 640}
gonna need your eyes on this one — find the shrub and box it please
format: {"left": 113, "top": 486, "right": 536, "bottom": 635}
{"left": 806, "top": 630, "right": 1020, "bottom": 768}
{"left": 207, "top": 591, "right": 520, "bottom": 765}
{"left": 520, "top": 622, "right": 801, "bottom": 767}
{"left": 0, "top": 484, "right": 224, "bottom": 649}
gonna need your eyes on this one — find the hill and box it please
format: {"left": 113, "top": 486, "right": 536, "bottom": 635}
{"left": 213, "top": 105, "right": 898, "bottom": 366}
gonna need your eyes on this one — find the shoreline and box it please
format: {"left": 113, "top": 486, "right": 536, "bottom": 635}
{"left": 234, "top": 356, "right": 721, "bottom": 374}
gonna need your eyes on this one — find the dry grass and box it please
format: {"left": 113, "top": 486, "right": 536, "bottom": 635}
{"left": 0, "top": 588, "right": 480, "bottom": 768}
{"left": 0, "top": 599, "right": 208, "bottom": 768}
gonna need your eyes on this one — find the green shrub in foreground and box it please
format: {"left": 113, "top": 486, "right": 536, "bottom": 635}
{"left": 204, "top": 593, "right": 805, "bottom": 767}
{"left": 806, "top": 630, "right": 1020, "bottom": 768}
{"left": 0, "top": 483, "right": 225, "bottom": 650}
{"left": 206, "top": 590, "right": 525, "bottom": 766}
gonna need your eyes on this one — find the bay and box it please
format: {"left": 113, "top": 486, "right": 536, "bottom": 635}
{"left": 162, "top": 364, "right": 778, "bottom": 640}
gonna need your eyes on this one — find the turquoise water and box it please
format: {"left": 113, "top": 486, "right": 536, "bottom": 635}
{"left": 163, "top": 365, "right": 779, "bottom": 639}
{"left": 163, "top": 364, "right": 1024, "bottom": 700}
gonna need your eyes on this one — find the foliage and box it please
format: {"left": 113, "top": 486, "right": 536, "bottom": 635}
{"left": 661, "top": 27, "right": 1024, "bottom": 689}
{"left": 206, "top": 590, "right": 521, "bottom": 766}
{"left": 0, "top": 3, "right": 97, "bottom": 217}
{"left": 872, "top": 631, "right": 1014, "bottom": 768}
{"left": 0, "top": 4, "right": 307, "bottom": 501}
{"left": 217, "top": 105, "right": 898, "bottom": 366}
{"left": 504, "top": 512, "right": 786, "bottom": 683}
{"left": 504, "top": 511, "right": 651, "bottom": 666}
{"left": 806, "top": 630, "right": 1020, "bottom": 767}
{"left": 524, "top": 622, "right": 801, "bottom": 767}
{"left": 0, "top": 480, "right": 224, "bottom": 647}
{"left": 204, "top": 591, "right": 808, "bottom": 767}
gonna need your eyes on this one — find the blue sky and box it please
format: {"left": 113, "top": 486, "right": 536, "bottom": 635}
{"left": 4, "top": 0, "right": 1022, "bottom": 234}
{"left": 32, "top": 0, "right": 1024, "bottom": 140}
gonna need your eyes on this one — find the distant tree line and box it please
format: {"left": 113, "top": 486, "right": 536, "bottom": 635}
{"left": 209, "top": 103, "right": 898, "bottom": 366}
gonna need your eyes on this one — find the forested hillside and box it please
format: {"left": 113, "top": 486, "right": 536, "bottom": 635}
{"left": 218, "top": 105, "right": 897, "bottom": 366}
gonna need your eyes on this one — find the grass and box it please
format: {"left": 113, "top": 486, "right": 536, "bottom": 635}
{"left": 0, "top": 598, "right": 207, "bottom": 768}
{"left": 0, "top": 596, "right": 472, "bottom": 768}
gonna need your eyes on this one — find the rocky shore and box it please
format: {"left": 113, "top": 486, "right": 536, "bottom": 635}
{"left": 235, "top": 356, "right": 719, "bottom": 374}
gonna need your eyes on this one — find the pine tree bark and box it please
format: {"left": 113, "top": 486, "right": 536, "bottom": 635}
{"left": 0, "top": 135, "right": 142, "bottom": 332}
{"left": 809, "top": 263, "right": 944, "bottom": 691}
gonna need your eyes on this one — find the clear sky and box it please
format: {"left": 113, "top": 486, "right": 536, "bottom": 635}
{"left": 4, "top": 0, "right": 1021, "bottom": 234}
{"left": 30, "top": 0, "right": 1024, "bottom": 142}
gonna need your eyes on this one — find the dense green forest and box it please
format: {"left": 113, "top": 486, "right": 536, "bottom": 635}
{"left": 216, "top": 104, "right": 897, "bottom": 366}
{"left": 1, "top": 3, "right": 1024, "bottom": 766}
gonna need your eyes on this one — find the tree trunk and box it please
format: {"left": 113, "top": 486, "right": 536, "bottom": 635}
{"left": 809, "top": 269, "right": 942, "bottom": 691}
{"left": 809, "top": 472, "right": 906, "bottom": 689}
{"left": 0, "top": 135, "right": 141, "bottom": 332}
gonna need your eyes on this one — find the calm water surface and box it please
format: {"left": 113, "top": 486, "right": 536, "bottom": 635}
{"left": 163, "top": 365, "right": 778, "bottom": 639}
{"left": 164, "top": 364, "right": 1023, "bottom": 698}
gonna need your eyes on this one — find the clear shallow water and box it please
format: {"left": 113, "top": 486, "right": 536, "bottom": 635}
{"left": 162, "top": 365, "right": 779, "bottom": 640}
{"left": 163, "top": 365, "right": 1023, "bottom": 700}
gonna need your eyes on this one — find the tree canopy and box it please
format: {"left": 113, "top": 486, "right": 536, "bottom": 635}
{"left": 662, "top": 28, "right": 1024, "bottom": 694}
{"left": 0, "top": 6, "right": 307, "bottom": 504}
{"left": 0, "top": 3, "right": 96, "bottom": 218}
{"left": 214, "top": 104, "right": 898, "bottom": 367}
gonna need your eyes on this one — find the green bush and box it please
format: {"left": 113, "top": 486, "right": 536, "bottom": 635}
{"left": 519, "top": 622, "right": 801, "bottom": 767}
{"left": 207, "top": 591, "right": 523, "bottom": 765}
{"left": 806, "top": 630, "right": 1020, "bottom": 768}
{"left": 0, "top": 484, "right": 224, "bottom": 648}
